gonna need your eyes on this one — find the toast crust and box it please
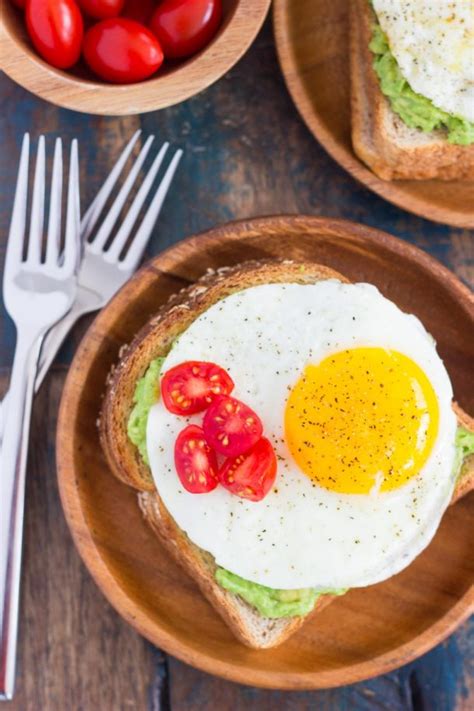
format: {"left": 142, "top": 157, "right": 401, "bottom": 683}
{"left": 451, "top": 403, "right": 474, "bottom": 503}
{"left": 137, "top": 489, "right": 336, "bottom": 649}
{"left": 100, "top": 259, "right": 474, "bottom": 648}
{"left": 350, "top": 0, "right": 474, "bottom": 180}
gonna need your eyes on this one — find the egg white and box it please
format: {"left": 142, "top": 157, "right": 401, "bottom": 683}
{"left": 146, "top": 282, "right": 457, "bottom": 590}
{"left": 373, "top": 0, "right": 474, "bottom": 123}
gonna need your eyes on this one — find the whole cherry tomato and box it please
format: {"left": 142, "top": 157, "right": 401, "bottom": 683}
{"left": 174, "top": 425, "right": 219, "bottom": 494}
{"left": 122, "top": 0, "right": 155, "bottom": 24}
{"left": 161, "top": 361, "right": 234, "bottom": 416}
{"left": 219, "top": 437, "right": 277, "bottom": 502}
{"left": 150, "top": 0, "right": 222, "bottom": 59}
{"left": 83, "top": 18, "right": 164, "bottom": 83}
{"left": 77, "top": 0, "right": 124, "bottom": 20}
{"left": 203, "top": 395, "right": 263, "bottom": 458}
{"left": 26, "top": 0, "right": 83, "bottom": 69}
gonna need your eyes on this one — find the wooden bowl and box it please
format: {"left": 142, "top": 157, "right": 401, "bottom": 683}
{"left": 273, "top": 0, "right": 474, "bottom": 229}
{"left": 57, "top": 216, "right": 474, "bottom": 689}
{"left": 0, "top": 0, "right": 270, "bottom": 115}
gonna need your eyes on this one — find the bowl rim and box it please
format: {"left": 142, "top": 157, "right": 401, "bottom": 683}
{"left": 1, "top": 0, "right": 271, "bottom": 115}
{"left": 56, "top": 215, "right": 474, "bottom": 690}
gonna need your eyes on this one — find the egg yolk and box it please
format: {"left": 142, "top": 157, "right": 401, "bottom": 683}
{"left": 285, "top": 348, "right": 439, "bottom": 494}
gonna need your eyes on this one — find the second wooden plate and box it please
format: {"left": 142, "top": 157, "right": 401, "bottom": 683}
{"left": 57, "top": 216, "right": 474, "bottom": 689}
{"left": 273, "top": 0, "right": 474, "bottom": 228}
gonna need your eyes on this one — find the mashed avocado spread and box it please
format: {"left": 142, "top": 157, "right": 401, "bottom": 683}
{"left": 127, "top": 359, "right": 474, "bottom": 618}
{"left": 127, "top": 357, "right": 165, "bottom": 465}
{"left": 369, "top": 22, "right": 474, "bottom": 145}
{"left": 215, "top": 569, "right": 347, "bottom": 618}
{"left": 454, "top": 427, "right": 474, "bottom": 481}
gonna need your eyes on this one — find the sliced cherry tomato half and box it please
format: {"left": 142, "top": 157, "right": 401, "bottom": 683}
{"left": 77, "top": 0, "right": 124, "bottom": 20}
{"left": 161, "top": 361, "right": 234, "bottom": 416}
{"left": 219, "top": 437, "right": 277, "bottom": 502}
{"left": 26, "top": 0, "right": 83, "bottom": 69}
{"left": 174, "top": 424, "right": 219, "bottom": 494}
{"left": 150, "top": 0, "right": 222, "bottom": 59}
{"left": 83, "top": 18, "right": 164, "bottom": 83}
{"left": 203, "top": 395, "right": 263, "bottom": 457}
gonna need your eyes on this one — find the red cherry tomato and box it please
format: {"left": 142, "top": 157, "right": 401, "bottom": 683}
{"left": 83, "top": 18, "right": 164, "bottom": 83}
{"left": 77, "top": 0, "right": 124, "bottom": 20}
{"left": 26, "top": 0, "right": 83, "bottom": 69}
{"left": 219, "top": 438, "right": 277, "bottom": 502}
{"left": 161, "top": 361, "right": 234, "bottom": 416}
{"left": 122, "top": 0, "right": 155, "bottom": 24}
{"left": 174, "top": 425, "right": 219, "bottom": 494}
{"left": 10, "top": 0, "right": 26, "bottom": 10}
{"left": 150, "top": 0, "right": 222, "bottom": 59}
{"left": 203, "top": 395, "right": 263, "bottom": 457}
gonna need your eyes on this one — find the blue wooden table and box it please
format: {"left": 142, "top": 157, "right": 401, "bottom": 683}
{"left": 0, "top": 19, "right": 472, "bottom": 711}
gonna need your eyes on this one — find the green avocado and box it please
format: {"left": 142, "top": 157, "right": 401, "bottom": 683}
{"left": 454, "top": 427, "right": 474, "bottom": 481}
{"left": 215, "top": 569, "right": 347, "bottom": 618}
{"left": 127, "top": 357, "right": 165, "bottom": 465}
{"left": 127, "top": 359, "right": 474, "bottom": 619}
{"left": 369, "top": 22, "right": 474, "bottom": 145}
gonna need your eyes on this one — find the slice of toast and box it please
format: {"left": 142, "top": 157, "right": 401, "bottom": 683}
{"left": 100, "top": 259, "right": 474, "bottom": 649}
{"left": 350, "top": 0, "right": 474, "bottom": 180}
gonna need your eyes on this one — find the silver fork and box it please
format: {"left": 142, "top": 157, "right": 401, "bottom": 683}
{"left": 0, "top": 134, "right": 81, "bottom": 700}
{"left": 0, "top": 131, "right": 183, "bottom": 439}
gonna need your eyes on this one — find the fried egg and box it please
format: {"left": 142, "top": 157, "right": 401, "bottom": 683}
{"left": 372, "top": 0, "right": 474, "bottom": 122}
{"left": 146, "top": 282, "right": 457, "bottom": 590}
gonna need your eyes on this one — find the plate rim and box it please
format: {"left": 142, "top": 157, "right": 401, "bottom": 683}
{"left": 57, "top": 215, "right": 474, "bottom": 690}
{"left": 272, "top": 0, "right": 474, "bottom": 230}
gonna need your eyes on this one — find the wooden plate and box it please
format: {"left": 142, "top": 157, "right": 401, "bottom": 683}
{"left": 273, "top": 1, "right": 474, "bottom": 229}
{"left": 57, "top": 216, "right": 474, "bottom": 690}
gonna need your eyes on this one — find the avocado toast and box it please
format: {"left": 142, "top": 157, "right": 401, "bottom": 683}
{"left": 100, "top": 261, "right": 474, "bottom": 649}
{"left": 350, "top": 0, "right": 474, "bottom": 180}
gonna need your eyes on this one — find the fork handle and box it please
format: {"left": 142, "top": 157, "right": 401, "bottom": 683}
{"left": 0, "top": 298, "right": 93, "bottom": 444}
{"left": 0, "top": 331, "right": 44, "bottom": 701}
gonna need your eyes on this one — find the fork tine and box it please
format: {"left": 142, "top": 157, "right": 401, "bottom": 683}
{"left": 81, "top": 130, "right": 141, "bottom": 241}
{"left": 26, "top": 136, "right": 45, "bottom": 265}
{"left": 5, "top": 134, "right": 30, "bottom": 271}
{"left": 45, "top": 138, "right": 63, "bottom": 266}
{"left": 105, "top": 142, "right": 169, "bottom": 262}
{"left": 61, "top": 139, "right": 81, "bottom": 274}
{"left": 122, "top": 149, "right": 183, "bottom": 271}
{"left": 88, "top": 135, "right": 155, "bottom": 253}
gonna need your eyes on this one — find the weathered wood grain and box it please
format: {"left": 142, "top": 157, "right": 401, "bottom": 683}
{"left": 0, "top": 16, "right": 473, "bottom": 711}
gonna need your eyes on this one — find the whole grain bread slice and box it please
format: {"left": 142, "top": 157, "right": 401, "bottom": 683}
{"left": 100, "top": 259, "right": 474, "bottom": 649}
{"left": 350, "top": 0, "right": 474, "bottom": 180}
